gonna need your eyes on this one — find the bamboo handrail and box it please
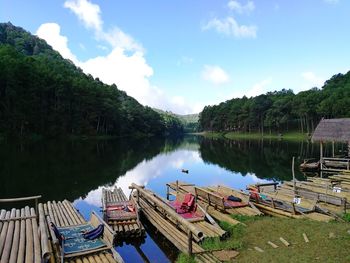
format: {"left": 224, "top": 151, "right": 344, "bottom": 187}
{"left": 0, "top": 195, "right": 42, "bottom": 202}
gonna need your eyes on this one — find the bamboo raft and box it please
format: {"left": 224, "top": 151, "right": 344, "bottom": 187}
{"left": 102, "top": 187, "right": 145, "bottom": 239}
{"left": 166, "top": 182, "right": 261, "bottom": 225}
{"left": 0, "top": 196, "right": 123, "bottom": 263}
{"left": 129, "top": 184, "right": 226, "bottom": 262}
{"left": 248, "top": 183, "right": 336, "bottom": 222}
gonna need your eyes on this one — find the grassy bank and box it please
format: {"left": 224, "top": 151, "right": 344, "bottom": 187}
{"left": 177, "top": 216, "right": 350, "bottom": 263}
{"left": 202, "top": 131, "right": 308, "bottom": 141}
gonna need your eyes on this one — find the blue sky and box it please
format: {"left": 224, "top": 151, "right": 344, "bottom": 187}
{"left": 1, "top": 0, "right": 349, "bottom": 114}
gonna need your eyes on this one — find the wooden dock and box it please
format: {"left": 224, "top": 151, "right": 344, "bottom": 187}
{"left": 0, "top": 196, "right": 123, "bottom": 263}
{"left": 102, "top": 187, "right": 145, "bottom": 239}
{"left": 129, "top": 184, "right": 227, "bottom": 262}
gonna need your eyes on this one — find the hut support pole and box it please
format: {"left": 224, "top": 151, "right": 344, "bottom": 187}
{"left": 320, "top": 142, "right": 323, "bottom": 171}
{"left": 187, "top": 230, "right": 193, "bottom": 255}
{"left": 348, "top": 141, "right": 350, "bottom": 158}
{"left": 332, "top": 141, "right": 335, "bottom": 157}
{"left": 292, "top": 156, "right": 296, "bottom": 196}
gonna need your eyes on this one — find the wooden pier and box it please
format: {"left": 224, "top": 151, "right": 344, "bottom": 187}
{"left": 0, "top": 196, "right": 123, "bottom": 263}
{"left": 102, "top": 187, "right": 145, "bottom": 239}
{"left": 129, "top": 184, "right": 227, "bottom": 262}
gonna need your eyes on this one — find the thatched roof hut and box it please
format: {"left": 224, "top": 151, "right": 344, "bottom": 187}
{"left": 312, "top": 118, "right": 350, "bottom": 143}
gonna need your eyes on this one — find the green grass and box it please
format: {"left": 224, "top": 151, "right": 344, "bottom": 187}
{"left": 202, "top": 131, "right": 308, "bottom": 141}
{"left": 342, "top": 213, "right": 350, "bottom": 222}
{"left": 176, "top": 217, "right": 350, "bottom": 263}
{"left": 176, "top": 253, "right": 196, "bottom": 263}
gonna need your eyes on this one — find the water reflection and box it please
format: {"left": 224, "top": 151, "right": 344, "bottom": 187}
{"left": 2, "top": 135, "right": 326, "bottom": 263}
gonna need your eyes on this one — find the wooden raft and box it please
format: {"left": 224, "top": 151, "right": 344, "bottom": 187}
{"left": 130, "top": 184, "right": 226, "bottom": 263}
{"left": 166, "top": 182, "right": 261, "bottom": 225}
{"left": 102, "top": 188, "right": 145, "bottom": 239}
{"left": 0, "top": 206, "right": 50, "bottom": 263}
{"left": 40, "top": 199, "right": 123, "bottom": 263}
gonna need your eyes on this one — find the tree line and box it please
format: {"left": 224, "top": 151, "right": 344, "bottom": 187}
{"left": 199, "top": 72, "right": 350, "bottom": 134}
{"left": 0, "top": 23, "right": 183, "bottom": 138}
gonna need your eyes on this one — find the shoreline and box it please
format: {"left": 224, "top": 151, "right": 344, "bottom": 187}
{"left": 200, "top": 131, "right": 309, "bottom": 141}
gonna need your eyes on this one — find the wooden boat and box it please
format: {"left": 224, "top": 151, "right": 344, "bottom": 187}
{"left": 300, "top": 159, "right": 320, "bottom": 171}
{"left": 102, "top": 187, "right": 145, "bottom": 239}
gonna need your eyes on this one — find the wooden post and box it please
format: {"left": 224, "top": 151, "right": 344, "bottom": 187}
{"left": 166, "top": 185, "right": 169, "bottom": 200}
{"left": 187, "top": 230, "right": 193, "bottom": 255}
{"left": 332, "top": 141, "right": 335, "bottom": 157}
{"left": 271, "top": 198, "right": 276, "bottom": 209}
{"left": 292, "top": 156, "right": 296, "bottom": 196}
{"left": 320, "top": 141, "right": 323, "bottom": 170}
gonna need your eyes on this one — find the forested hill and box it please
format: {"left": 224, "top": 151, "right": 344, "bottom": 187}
{"left": 0, "top": 22, "right": 183, "bottom": 138}
{"left": 199, "top": 72, "right": 350, "bottom": 134}
{"left": 153, "top": 109, "right": 199, "bottom": 132}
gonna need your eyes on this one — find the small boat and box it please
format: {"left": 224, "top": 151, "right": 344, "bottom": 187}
{"left": 300, "top": 159, "right": 320, "bottom": 171}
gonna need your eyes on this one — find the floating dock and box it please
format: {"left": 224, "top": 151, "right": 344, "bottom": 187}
{"left": 102, "top": 187, "right": 145, "bottom": 239}
{"left": 0, "top": 196, "right": 123, "bottom": 263}
{"left": 129, "top": 183, "right": 226, "bottom": 262}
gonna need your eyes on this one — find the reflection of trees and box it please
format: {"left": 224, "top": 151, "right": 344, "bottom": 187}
{"left": 0, "top": 137, "right": 167, "bottom": 202}
{"left": 199, "top": 138, "right": 317, "bottom": 181}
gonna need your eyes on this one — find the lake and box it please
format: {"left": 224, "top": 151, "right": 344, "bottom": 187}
{"left": 1, "top": 135, "right": 326, "bottom": 262}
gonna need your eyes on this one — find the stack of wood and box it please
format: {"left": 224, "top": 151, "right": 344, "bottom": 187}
{"left": 102, "top": 187, "right": 145, "bottom": 239}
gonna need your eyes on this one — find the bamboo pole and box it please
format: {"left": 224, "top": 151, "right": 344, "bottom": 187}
{"left": 0, "top": 210, "right": 11, "bottom": 255}
{"left": 1, "top": 208, "right": 16, "bottom": 263}
{"left": 30, "top": 208, "right": 41, "bottom": 263}
{"left": 25, "top": 206, "right": 34, "bottom": 263}
{"left": 130, "top": 183, "right": 203, "bottom": 239}
{"left": 0, "top": 209, "right": 6, "bottom": 233}
{"left": 0, "top": 195, "right": 42, "bottom": 203}
{"left": 9, "top": 209, "right": 20, "bottom": 263}
{"left": 16, "top": 209, "right": 26, "bottom": 263}
{"left": 38, "top": 204, "right": 51, "bottom": 261}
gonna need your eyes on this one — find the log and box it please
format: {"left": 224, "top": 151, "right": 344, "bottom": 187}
{"left": 130, "top": 183, "right": 203, "bottom": 239}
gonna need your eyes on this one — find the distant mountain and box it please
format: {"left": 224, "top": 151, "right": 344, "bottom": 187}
{"left": 0, "top": 22, "right": 183, "bottom": 138}
{"left": 153, "top": 109, "right": 199, "bottom": 132}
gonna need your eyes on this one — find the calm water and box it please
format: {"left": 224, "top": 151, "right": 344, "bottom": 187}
{"left": 1, "top": 135, "right": 327, "bottom": 262}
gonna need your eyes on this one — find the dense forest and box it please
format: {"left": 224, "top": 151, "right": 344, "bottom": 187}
{"left": 0, "top": 23, "right": 183, "bottom": 138}
{"left": 199, "top": 72, "right": 350, "bottom": 134}
{"left": 154, "top": 109, "right": 199, "bottom": 133}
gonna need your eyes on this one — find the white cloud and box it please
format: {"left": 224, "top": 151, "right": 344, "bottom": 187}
{"left": 202, "top": 65, "right": 230, "bottom": 85}
{"left": 203, "top": 17, "right": 257, "bottom": 38}
{"left": 36, "top": 23, "right": 78, "bottom": 64}
{"left": 301, "top": 72, "right": 325, "bottom": 90}
{"left": 228, "top": 0, "right": 255, "bottom": 14}
{"left": 64, "top": 0, "right": 102, "bottom": 31}
{"left": 245, "top": 78, "right": 272, "bottom": 97}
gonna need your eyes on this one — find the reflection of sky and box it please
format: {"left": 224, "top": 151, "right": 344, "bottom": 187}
{"left": 78, "top": 147, "right": 270, "bottom": 208}
{"left": 74, "top": 147, "right": 270, "bottom": 263}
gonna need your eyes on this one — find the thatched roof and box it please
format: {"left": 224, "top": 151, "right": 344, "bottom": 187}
{"left": 312, "top": 118, "right": 350, "bottom": 142}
